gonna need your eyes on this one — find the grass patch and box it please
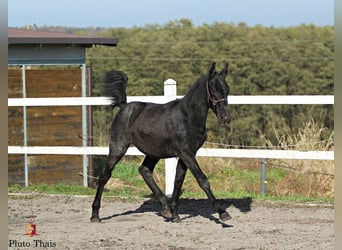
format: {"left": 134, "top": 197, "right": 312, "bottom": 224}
{"left": 8, "top": 159, "right": 333, "bottom": 204}
{"left": 8, "top": 183, "right": 146, "bottom": 200}
{"left": 9, "top": 183, "right": 96, "bottom": 196}
{"left": 8, "top": 183, "right": 332, "bottom": 204}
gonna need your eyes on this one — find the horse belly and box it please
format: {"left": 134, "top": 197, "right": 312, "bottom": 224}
{"left": 131, "top": 130, "right": 178, "bottom": 158}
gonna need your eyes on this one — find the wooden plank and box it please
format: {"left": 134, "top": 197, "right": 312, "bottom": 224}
{"left": 8, "top": 107, "right": 24, "bottom": 146}
{"left": 26, "top": 68, "right": 82, "bottom": 97}
{"left": 8, "top": 69, "right": 23, "bottom": 98}
{"left": 27, "top": 155, "right": 83, "bottom": 185}
{"left": 27, "top": 106, "right": 82, "bottom": 146}
{"left": 8, "top": 154, "right": 25, "bottom": 186}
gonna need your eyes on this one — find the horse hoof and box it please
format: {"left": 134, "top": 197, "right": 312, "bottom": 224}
{"left": 219, "top": 211, "right": 232, "bottom": 221}
{"left": 171, "top": 216, "right": 181, "bottom": 223}
{"left": 161, "top": 209, "right": 172, "bottom": 219}
{"left": 90, "top": 216, "right": 101, "bottom": 223}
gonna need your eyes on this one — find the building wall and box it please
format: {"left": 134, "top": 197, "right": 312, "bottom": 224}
{"left": 8, "top": 67, "right": 84, "bottom": 185}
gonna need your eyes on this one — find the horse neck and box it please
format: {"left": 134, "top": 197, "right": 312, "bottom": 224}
{"left": 182, "top": 77, "right": 210, "bottom": 122}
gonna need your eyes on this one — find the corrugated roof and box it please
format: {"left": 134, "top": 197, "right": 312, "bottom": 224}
{"left": 8, "top": 28, "right": 118, "bottom": 47}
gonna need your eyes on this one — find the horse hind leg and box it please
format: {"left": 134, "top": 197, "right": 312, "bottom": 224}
{"left": 138, "top": 156, "right": 172, "bottom": 219}
{"left": 90, "top": 144, "right": 128, "bottom": 223}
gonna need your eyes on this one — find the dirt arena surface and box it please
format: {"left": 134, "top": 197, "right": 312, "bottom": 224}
{"left": 8, "top": 194, "right": 334, "bottom": 250}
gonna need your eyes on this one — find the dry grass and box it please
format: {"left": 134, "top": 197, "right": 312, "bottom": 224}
{"left": 262, "top": 119, "right": 334, "bottom": 198}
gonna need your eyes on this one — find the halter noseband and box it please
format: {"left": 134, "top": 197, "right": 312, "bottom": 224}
{"left": 206, "top": 80, "right": 226, "bottom": 107}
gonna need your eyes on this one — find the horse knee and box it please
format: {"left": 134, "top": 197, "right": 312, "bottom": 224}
{"left": 139, "top": 163, "right": 155, "bottom": 177}
{"left": 138, "top": 165, "right": 144, "bottom": 175}
{"left": 198, "top": 177, "right": 210, "bottom": 191}
{"left": 98, "top": 169, "right": 112, "bottom": 185}
{"left": 138, "top": 165, "right": 148, "bottom": 176}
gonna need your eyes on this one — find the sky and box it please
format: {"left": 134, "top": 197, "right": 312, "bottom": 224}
{"left": 8, "top": 0, "right": 334, "bottom": 28}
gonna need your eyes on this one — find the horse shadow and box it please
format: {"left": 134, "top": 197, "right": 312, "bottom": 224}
{"left": 101, "top": 197, "right": 253, "bottom": 228}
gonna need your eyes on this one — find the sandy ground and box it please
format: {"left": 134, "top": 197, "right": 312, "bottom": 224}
{"left": 8, "top": 194, "right": 334, "bottom": 250}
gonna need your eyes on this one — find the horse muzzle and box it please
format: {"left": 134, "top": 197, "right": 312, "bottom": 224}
{"left": 216, "top": 110, "right": 231, "bottom": 126}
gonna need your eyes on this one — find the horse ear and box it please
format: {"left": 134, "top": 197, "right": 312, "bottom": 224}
{"left": 208, "top": 62, "right": 216, "bottom": 79}
{"left": 220, "top": 63, "right": 229, "bottom": 79}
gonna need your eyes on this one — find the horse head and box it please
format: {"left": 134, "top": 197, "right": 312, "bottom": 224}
{"left": 206, "top": 62, "right": 231, "bottom": 126}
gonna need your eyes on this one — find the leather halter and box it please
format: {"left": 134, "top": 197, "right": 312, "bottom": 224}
{"left": 206, "top": 80, "right": 226, "bottom": 107}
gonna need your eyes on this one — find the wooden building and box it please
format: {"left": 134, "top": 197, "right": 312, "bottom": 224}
{"left": 8, "top": 28, "right": 118, "bottom": 186}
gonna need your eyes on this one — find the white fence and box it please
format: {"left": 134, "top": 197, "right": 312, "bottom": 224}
{"left": 8, "top": 79, "right": 334, "bottom": 195}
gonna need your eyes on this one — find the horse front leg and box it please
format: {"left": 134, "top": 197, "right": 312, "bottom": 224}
{"left": 170, "top": 159, "right": 187, "bottom": 222}
{"left": 138, "top": 156, "right": 172, "bottom": 219}
{"left": 180, "top": 153, "right": 232, "bottom": 221}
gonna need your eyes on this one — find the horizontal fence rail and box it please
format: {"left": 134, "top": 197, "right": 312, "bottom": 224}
{"left": 8, "top": 95, "right": 334, "bottom": 106}
{"left": 8, "top": 146, "right": 334, "bottom": 160}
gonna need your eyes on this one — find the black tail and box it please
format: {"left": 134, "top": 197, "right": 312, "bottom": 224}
{"left": 102, "top": 70, "right": 128, "bottom": 108}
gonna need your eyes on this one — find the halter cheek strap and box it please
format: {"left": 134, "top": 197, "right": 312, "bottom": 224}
{"left": 206, "top": 80, "right": 226, "bottom": 106}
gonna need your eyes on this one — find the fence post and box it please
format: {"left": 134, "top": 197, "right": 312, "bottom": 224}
{"left": 81, "top": 64, "right": 88, "bottom": 187}
{"left": 22, "top": 65, "right": 29, "bottom": 186}
{"left": 260, "top": 158, "right": 267, "bottom": 195}
{"left": 164, "top": 79, "right": 177, "bottom": 197}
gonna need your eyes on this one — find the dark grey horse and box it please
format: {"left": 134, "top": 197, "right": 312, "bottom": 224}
{"left": 91, "top": 62, "right": 232, "bottom": 223}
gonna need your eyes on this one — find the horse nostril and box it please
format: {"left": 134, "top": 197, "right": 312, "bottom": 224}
{"left": 224, "top": 114, "right": 231, "bottom": 124}
{"left": 219, "top": 114, "right": 231, "bottom": 125}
